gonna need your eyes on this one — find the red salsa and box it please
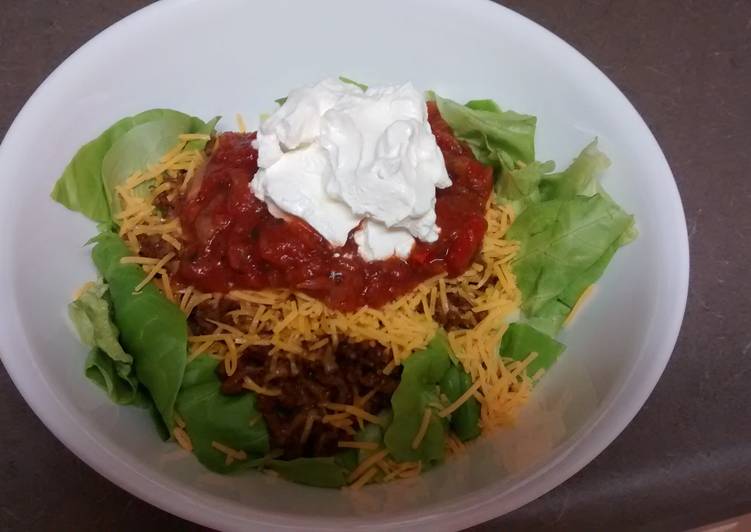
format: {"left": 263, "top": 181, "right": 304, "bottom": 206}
{"left": 176, "top": 102, "right": 493, "bottom": 311}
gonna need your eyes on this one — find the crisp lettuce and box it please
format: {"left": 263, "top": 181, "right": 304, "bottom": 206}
{"left": 176, "top": 356, "right": 269, "bottom": 473}
{"left": 338, "top": 75, "right": 368, "bottom": 91}
{"left": 266, "top": 455, "right": 355, "bottom": 488}
{"left": 101, "top": 114, "right": 218, "bottom": 218}
{"left": 439, "top": 365, "right": 481, "bottom": 442}
{"left": 508, "top": 194, "right": 633, "bottom": 318}
{"left": 68, "top": 282, "right": 143, "bottom": 405}
{"left": 384, "top": 332, "right": 451, "bottom": 464}
{"left": 538, "top": 140, "right": 610, "bottom": 201}
{"left": 68, "top": 282, "right": 130, "bottom": 364}
{"left": 504, "top": 142, "right": 635, "bottom": 330}
{"left": 51, "top": 109, "right": 218, "bottom": 223}
{"left": 435, "top": 100, "right": 635, "bottom": 378}
{"left": 500, "top": 322, "right": 566, "bottom": 377}
{"left": 91, "top": 231, "right": 187, "bottom": 429}
{"left": 430, "top": 93, "right": 536, "bottom": 171}
{"left": 496, "top": 160, "right": 556, "bottom": 214}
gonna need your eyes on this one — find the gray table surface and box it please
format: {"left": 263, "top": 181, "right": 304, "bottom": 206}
{"left": 1, "top": 1, "right": 749, "bottom": 530}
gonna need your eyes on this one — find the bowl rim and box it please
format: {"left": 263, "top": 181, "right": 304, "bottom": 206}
{"left": 0, "top": 0, "right": 689, "bottom": 530}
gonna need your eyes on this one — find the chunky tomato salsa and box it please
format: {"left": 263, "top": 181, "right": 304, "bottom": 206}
{"left": 176, "top": 102, "right": 493, "bottom": 311}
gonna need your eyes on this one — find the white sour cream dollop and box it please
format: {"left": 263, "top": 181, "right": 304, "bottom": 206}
{"left": 251, "top": 78, "right": 450, "bottom": 260}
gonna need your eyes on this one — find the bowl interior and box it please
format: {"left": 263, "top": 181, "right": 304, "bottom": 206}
{"left": 0, "top": 0, "right": 688, "bottom": 530}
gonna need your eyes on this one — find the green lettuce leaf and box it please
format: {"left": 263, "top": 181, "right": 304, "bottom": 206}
{"left": 504, "top": 142, "right": 635, "bottom": 331}
{"left": 51, "top": 109, "right": 218, "bottom": 223}
{"left": 539, "top": 140, "right": 610, "bottom": 201}
{"left": 338, "top": 76, "right": 368, "bottom": 91}
{"left": 496, "top": 160, "right": 555, "bottom": 213}
{"left": 384, "top": 332, "right": 451, "bottom": 464}
{"left": 431, "top": 93, "right": 536, "bottom": 171}
{"left": 355, "top": 411, "right": 391, "bottom": 461}
{"left": 175, "top": 356, "right": 269, "bottom": 474}
{"left": 83, "top": 348, "right": 144, "bottom": 405}
{"left": 102, "top": 113, "right": 218, "bottom": 217}
{"left": 266, "top": 455, "right": 355, "bottom": 488}
{"left": 264, "top": 414, "right": 390, "bottom": 488}
{"left": 68, "top": 282, "right": 129, "bottom": 363}
{"left": 439, "top": 366, "right": 481, "bottom": 442}
{"left": 68, "top": 281, "right": 143, "bottom": 405}
{"left": 527, "top": 236, "right": 622, "bottom": 335}
{"left": 91, "top": 231, "right": 187, "bottom": 429}
{"left": 507, "top": 194, "right": 633, "bottom": 318}
{"left": 500, "top": 322, "right": 565, "bottom": 377}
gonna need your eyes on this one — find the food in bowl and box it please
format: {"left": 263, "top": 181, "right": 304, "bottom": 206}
{"left": 52, "top": 77, "right": 635, "bottom": 488}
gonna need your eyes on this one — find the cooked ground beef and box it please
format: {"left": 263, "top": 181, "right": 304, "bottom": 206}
{"left": 433, "top": 291, "right": 489, "bottom": 330}
{"left": 137, "top": 234, "right": 174, "bottom": 260}
{"left": 153, "top": 190, "right": 180, "bottom": 219}
{"left": 187, "top": 297, "right": 241, "bottom": 335}
{"left": 216, "top": 340, "right": 401, "bottom": 459}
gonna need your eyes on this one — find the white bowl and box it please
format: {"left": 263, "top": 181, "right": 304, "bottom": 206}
{"left": 0, "top": 0, "right": 688, "bottom": 530}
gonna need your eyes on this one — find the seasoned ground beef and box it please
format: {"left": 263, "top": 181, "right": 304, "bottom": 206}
{"left": 216, "top": 340, "right": 401, "bottom": 459}
{"left": 433, "top": 291, "right": 489, "bottom": 330}
{"left": 187, "top": 297, "right": 241, "bottom": 335}
{"left": 153, "top": 190, "right": 179, "bottom": 219}
{"left": 137, "top": 233, "right": 174, "bottom": 260}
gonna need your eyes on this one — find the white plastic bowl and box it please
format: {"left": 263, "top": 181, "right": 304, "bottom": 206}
{"left": 0, "top": 0, "right": 688, "bottom": 530}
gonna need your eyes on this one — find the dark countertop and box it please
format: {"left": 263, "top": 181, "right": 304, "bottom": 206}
{"left": 1, "top": 1, "right": 749, "bottom": 530}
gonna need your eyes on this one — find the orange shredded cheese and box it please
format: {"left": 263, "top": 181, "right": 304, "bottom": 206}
{"left": 349, "top": 467, "right": 378, "bottom": 490}
{"left": 348, "top": 449, "right": 389, "bottom": 483}
{"left": 133, "top": 252, "right": 174, "bottom": 292}
{"left": 323, "top": 403, "right": 382, "bottom": 425}
{"left": 438, "top": 379, "right": 483, "bottom": 418}
{"left": 174, "top": 427, "right": 193, "bottom": 452}
{"left": 211, "top": 441, "right": 247, "bottom": 461}
{"left": 241, "top": 376, "right": 281, "bottom": 396}
{"left": 235, "top": 113, "right": 247, "bottom": 133}
{"left": 300, "top": 412, "right": 317, "bottom": 444}
{"left": 411, "top": 409, "right": 433, "bottom": 449}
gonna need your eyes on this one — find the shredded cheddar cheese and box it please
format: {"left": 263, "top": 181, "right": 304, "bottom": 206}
{"left": 348, "top": 449, "right": 389, "bottom": 483}
{"left": 211, "top": 441, "right": 247, "bottom": 461}
{"left": 241, "top": 376, "right": 281, "bottom": 396}
{"left": 411, "top": 409, "right": 433, "bottom": 449}
{"left": 438, "top": 379, "right": 483, "bottom": 418}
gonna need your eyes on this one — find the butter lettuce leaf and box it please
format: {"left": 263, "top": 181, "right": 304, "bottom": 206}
{"left": 91, "top": 231, "right": 187, "bottom": 429}
{"left": 431, "top": 93, "right": 536, "bottom": 171}
{"left": 338, "top": 76, "right": 368, "bottom": 91}
{"left": 497, "top": 160, "right": 556, "bottom": 213}
{"left": 51, "top": 109, "right": 218, "bottom": 223}
{"left": 102, "top": 113, "right": 218, "bottom": 217}
{"left": 176, "top": 356, "right": 269, "bottom": 474}
{"left": 505, "top": 141, "right": 635, "bottom": 329}
{"left": 83, "top": 348, "right": 144, "bottom": 405}
{"left": 384, "top": 332, "right": 451, "bottom": 464}
{"left": 507, "top": 194, "right": 633, "bottom": 318}
{"left": 68, "top": 282, "right": 129, "bottom": 364}
{"left": 266, "top": 455, "right": 355, "bottom": 488}
{"left": 439, "top": 365, "right": 481, "bottom": 442}
{"left": 68, "top": 281, "right": 144, "bottom": 405}
{"left": 500, "top": 322, "right": 566, "bottom": 377}
{"left": 539, "top": 140, "right": 611, "bottom": 201}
